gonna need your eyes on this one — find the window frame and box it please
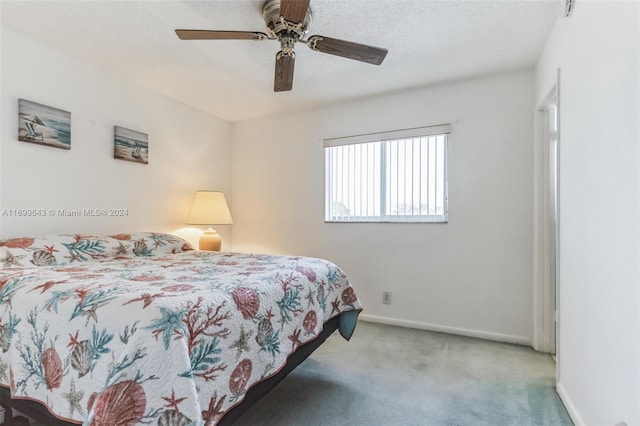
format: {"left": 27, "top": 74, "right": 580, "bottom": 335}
{"left": 323, "top": 124, "right": 450, "bottom": 224}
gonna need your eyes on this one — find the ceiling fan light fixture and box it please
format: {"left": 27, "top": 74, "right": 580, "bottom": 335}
{"left": 279, "top": 35, "right": 296, "bottom": 55}
{"left": 175, "top": 0, "right": 388, "bottom": 92}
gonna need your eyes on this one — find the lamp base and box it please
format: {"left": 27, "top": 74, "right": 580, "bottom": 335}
{"left": 199, "top": 228, "right": 222, "bottom": 251}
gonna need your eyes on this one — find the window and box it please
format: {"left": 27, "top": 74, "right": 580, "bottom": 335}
{"left": 324, "top": 124, "right": 450, "bottom": 223}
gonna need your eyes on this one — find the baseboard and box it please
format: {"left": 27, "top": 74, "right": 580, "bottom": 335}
{"left": 358, "top": 314, "right": 532, "bottom": 346}
{"left": 556, "top": 381, "right": 585, "bottom": 426}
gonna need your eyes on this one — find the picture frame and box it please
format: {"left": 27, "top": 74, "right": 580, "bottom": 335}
{"left": 18, "top": 99, "right": 71, "bottom": 150}
{"left": 114, "top": 126, "right": 149, "bottom": 164}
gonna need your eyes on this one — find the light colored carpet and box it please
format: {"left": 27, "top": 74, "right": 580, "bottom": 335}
{"left": 234, "top": 321, "right": 573, "bottom": 426}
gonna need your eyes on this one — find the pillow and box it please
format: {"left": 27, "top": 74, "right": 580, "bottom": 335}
{"left": 0, "top": 232, "right": 194, "bottom": 269}
{"left": 0, "top": 234, "right": 77, "bottom": 268}
{"left": 108, "top": 232, "right": 194, "bottom": 257}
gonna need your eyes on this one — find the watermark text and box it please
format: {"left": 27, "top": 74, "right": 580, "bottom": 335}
{"left": 1, "top": 208, "right": 129, "bottom": 217}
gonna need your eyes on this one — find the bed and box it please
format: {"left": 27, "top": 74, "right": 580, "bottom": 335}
{"left": 0, "top": 232, "right": 362, "bottom": 425}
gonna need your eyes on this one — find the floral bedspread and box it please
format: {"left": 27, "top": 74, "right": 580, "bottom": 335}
{"left": 0, "top": 233, "right": 362, "bottom": 425}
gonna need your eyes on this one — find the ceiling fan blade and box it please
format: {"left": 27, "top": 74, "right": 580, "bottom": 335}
{"left": 307, "top": 35, "right": 388, "bottom": 65}
{"left": 274, "top": 52, "right": 295, "bottom": 92}
{"left": 175, "top": 30, "right": 269, "bottom": 41}
{"left": 280, "top": 0, "right": 310, "bottom": 24}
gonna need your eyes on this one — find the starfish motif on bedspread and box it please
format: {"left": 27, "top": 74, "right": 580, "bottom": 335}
{"left": 162, "top": 389, "right": 187, "bottom": 412}
{"left": 69, "top": 289, "right": 117, "bottom": 325}
{"left": 305, "top": 288, "right": 316, "bottom": 308}
{"left": 66, "top": 252, "right": 83, "bottom": 263}
{"left": 0, "top": 253, "right": 25, "bottom": 268}
{"left": 82, "top": 303, "right": 102, "bottom": 326}
{"left": 330, "top": 297, "right": 341, "bottom": 316}
{"left": 202, "top": 392, "right": 226, "bottom": 426}
{"left": 146, "top": 307, "right": 188, "bottom": 349}
{"left": 288, "top": 328, "right": 303, "bottom": 351}
{"left": 114, "top": 242, "right": 128, "bottom": 256}
{"left": 73, "top": 288, "right": 90, "bottom": 303}
{"left": 43, "top": 244, "right": 58, "bottom": 254}
{"left": 123, "top": 292, "right": 165, "bottom": 309}
{"left": 265, "top": 308, "right": 275, "bottom": 321}
{"left": 229, "top": 326, "right": 253, "bottom": 357}
{"left": 67, "top": 330, "right": 81, "bottom": 349}
{"left": 63, "top": 378, "right": 84, "bottom": 417}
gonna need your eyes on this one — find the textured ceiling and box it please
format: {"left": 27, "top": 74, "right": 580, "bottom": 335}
{"left": 1, "top": 0, "right": 563, "bottom": 122}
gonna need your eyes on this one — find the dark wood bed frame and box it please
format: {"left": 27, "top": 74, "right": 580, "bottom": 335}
{"left": 0, "top": 315, "right": 341, "bottom": 426}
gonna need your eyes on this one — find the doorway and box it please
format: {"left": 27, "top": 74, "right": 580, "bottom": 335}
{"left": 544, "top": 95, "right": 558, "bottom": 356}
{"left": 534, "top": 77, "right": 560, "bottom": 359}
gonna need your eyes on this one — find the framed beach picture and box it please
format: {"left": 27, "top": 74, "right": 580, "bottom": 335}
{"left": 18, "top": 99, "right": 71, "bottom": 150}
{"left": 114, "top": 126, "right": 149, "bottom": 164}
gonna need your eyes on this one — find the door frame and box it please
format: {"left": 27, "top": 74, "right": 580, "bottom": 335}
{"left": 533, "top": 69, "right": 561, "bottom": 360}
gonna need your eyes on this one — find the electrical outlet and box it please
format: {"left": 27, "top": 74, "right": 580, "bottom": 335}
{"left": 382, "top": 291, "right": 392, "bottom": 305}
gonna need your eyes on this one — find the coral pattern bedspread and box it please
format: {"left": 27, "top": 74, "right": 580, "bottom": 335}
{"left": 0, "top": 233, "right": 362, "bottom": 425}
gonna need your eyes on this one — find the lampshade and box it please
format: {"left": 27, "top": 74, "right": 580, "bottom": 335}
{"left": 186, "top": 191, "right": 233, "bottom": 226}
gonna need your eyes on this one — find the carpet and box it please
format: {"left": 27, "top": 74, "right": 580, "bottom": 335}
{"left": 234, "top": 321, "right": 572, "bottom": 426}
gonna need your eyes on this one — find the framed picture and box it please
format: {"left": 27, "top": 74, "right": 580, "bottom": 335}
{"left": 18, "top": 99, "right": 71, "bottom": 150}
{"left": 114, "top": 126, "right": 148, "bottom": 164}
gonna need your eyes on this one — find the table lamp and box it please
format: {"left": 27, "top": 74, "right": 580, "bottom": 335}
{"left": 186, "top": 190, "right": 233, "bottom": 251}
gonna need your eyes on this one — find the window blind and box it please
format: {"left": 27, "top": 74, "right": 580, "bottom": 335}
{"left": 324, "top": 125, "right": 450, "bottom": 223}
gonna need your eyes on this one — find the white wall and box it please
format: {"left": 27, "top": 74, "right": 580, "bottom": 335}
{"left": 0, "top": 28, "right": 233, "bottom": 249}
{"left": 232, "top": 71, "right": 535, "bottom": 344}
{"left": 534, "top": 2, "right": 640, "bottom": 425}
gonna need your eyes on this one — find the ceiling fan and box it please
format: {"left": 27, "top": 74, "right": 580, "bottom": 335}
{"left": 175, "top": 0, "right": 388, "bottom": 92}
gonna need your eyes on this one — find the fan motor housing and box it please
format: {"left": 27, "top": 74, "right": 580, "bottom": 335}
{"left": 263, "top": 0, "right": 312, "bottom": 39}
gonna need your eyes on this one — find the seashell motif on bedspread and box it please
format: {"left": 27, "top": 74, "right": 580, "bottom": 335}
{"left": 133, "top": 240, "right": 150, "bottom": 257}
{"left": 91, "top": 380, "right": 146, "bottom": 426}
{"left": 30, "top": 249, "right": 57, "bottom": 266}
{"left": 255, "top": 317, "right": 274, "bottom": 347}
{"left": 157, "top": 409, "right": 193, "bottom": 426}
{"left": 231, "top": 287, "right": 260, "bottom": 320}
{"left": 41, "top": 347, "right": 62, "bottom": 390}
{"left": 1, "top": 249, "right": 362, "bottom": 425}
{"left": 70, "top": 340, "right": 92, "bottom": 378}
